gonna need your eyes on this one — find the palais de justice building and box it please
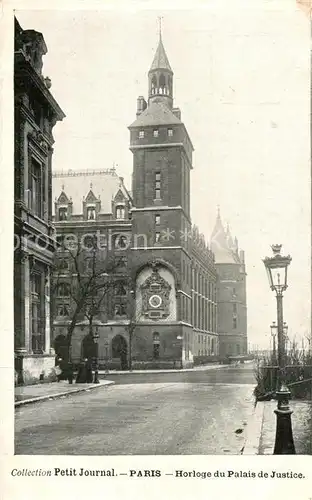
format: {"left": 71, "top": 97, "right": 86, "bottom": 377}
{"left": 52, "top": 34, "right": 247, "bottom": 368}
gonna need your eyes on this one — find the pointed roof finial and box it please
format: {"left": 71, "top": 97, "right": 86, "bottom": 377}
{"left": 90, "top": 182, "right": 93, "bottom": 189}
{"left": 158, "top": 16, "right": 163, "bottom": 40}
{"left": 217, "top": 205, "right": 221, "bottom": 219}
{"left": 61, "top": 183, "right": 65, "bottom": 191}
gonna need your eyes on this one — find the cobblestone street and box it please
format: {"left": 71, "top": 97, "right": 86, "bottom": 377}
{"left": 15, "top": 364, "right": 255, "bottom": 455}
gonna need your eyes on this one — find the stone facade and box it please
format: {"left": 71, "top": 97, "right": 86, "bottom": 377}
{"left": 51, "top": 33, "right": 247, "bottom": 369}
{"left": 14, "top": 18, "right": 65, "bottom": 384}
{"left": 210, "top": 211, "right": 248, "bottom": 357}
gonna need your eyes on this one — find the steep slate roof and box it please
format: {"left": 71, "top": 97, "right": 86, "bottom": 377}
{"left": 129, "top": 100, "right": 182, "bottom": 128}
{"left": 52, "top": 169, "right": 129, "bottom": 216}
{"left": 210, "top": 210, "right": 240, "bottom": 264}
{"left": 149, "top": 36, "right": 173, "bottom": 73}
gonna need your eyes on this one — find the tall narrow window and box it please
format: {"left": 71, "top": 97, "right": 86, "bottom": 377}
{"left": 233, "top": 317, "right": 237, "bottom": 329}
{"left": 116, "top": 205, "right": 125, "bottom": 219}
{"left": 155, "top": 232, "right": 161, "bottom": 243}
{"left": 155, "top": 214, "right": 160, "bottom": 225}
{"left": 153, "top": 129, "right": 159, "bottom": 138}
{"left": 168, "top": 128, "right": 173, "bottom": 137}
{"left": 139, "top": 130, "right": 145, "bottom": 139}
{"left": 233, "top": 303, "right": 237, "bottom": 314}
{"left": 31, "top": 272, "right": 44, "bottom": 353}
{"left": 30, "top": 158, "right": 42, "bottom": 217}
{"left": 155, "top": 172, "right": 161, "bottom": 199}
{"left": 87, "top": 206, "right": 96, "bottom": 220}
{"left": 58, "top": 207, "right": 68, "bottom": 221}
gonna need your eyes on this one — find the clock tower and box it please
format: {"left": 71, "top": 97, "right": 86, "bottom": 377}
{"left": 128, "top": 31, "right": 195, "bottom": 365}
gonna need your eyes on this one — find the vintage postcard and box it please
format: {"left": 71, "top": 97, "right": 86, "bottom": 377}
{"left": 0, "top": 0, "right": 311, "bottom": 498}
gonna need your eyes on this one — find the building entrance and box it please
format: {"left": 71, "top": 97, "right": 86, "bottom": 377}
{"left": 112, "top": 334, "right": 128, "bottom": 370}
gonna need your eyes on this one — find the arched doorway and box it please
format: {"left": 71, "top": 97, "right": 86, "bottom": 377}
{"left": 112, "top": 335, "right": 128, "bottom": 370}
{"left": 81, "top": 333, "right": 95, "bottom": 360}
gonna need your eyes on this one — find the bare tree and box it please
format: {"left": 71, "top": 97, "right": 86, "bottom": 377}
{"left": 51, "top": 232, "right": 121, "bottom": 362}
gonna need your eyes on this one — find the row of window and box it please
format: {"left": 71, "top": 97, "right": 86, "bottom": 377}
{"left": 192, "top": 267, "right": 217, "bottom": 301}
{"left": 57, "top": 255, "right": 127, "bottom": 274}
{"left": 192, "top": 294, "right": 216, "bottom": 331}
{"left": 57, "top": 233, "right": 129, "bottom": 251}
{"left": 56, "top": 301, "right": 128, "bottom": 318}
{"left": 138, "top": 129, "right": 173, "bottom": 139}
{"left": 58, "top": 205, "right": 126, "bottom": 221}
{"left": 56, "top": 281, "right": 127, "bottom": 298}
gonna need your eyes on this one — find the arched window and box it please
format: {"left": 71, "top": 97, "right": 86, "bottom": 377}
{"left": 58, "top": 304, "right": 69, "bottom": 317}
{"left": 159, "top": 73, "right": 166, "bottom": 95}
{"left": 116, "top": 205, "right": 125, "bottom": 219}
{"left": 168, "top": 76, "right": 172, "bottom": 95}
{"left": 114, "top": 234, "right": 128, "bottom": 249}
{"left": 151, "top": 75, "right": 157, "bottom": 95}
{"left": 87, "top": 206, "right": 96, "bottom": 220}
{"left": 57, "top": 283, "right": 70, "bottom": 297}
{"left": 58, "top": 207, "right": 68, "bottom": 221}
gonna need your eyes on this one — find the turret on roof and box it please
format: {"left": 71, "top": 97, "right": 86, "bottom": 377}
{"left": 210, "top": 208, "right": 241, "bottom": 264}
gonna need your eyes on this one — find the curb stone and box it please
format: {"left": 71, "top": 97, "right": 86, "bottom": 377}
{"left": 15, "top": 381, "right": 115, "bottom": 407}
{"left": 242, "top": 401, "right": 265, "bottom": 455}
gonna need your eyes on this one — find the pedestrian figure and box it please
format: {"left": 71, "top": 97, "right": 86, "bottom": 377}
{"left": 67, "top": 362, "right": 74, "bottom": 384}
{"left": 55, "top": 357, "right": 63, "bottom": 382}
{"left": 76, "top": 359, "right": 87, "bottom": 383}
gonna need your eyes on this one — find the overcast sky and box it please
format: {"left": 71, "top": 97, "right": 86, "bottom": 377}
{"left": 16, "top": 1, "right": 311, "bottom": 349}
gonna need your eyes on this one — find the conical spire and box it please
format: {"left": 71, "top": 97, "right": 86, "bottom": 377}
{"left": 210, "top": 207, "right": 238, "bottom": 264}
{"left": 226, "top": 223, "right": 234, "bottom": 248}
{"left": 149, "top": 32, "right": 172, "bottom": 73}
{"left": 211, "top": 206, "right": 227, "bottom": 246}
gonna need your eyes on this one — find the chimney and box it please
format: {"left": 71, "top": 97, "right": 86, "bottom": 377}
{"left": 172, "top": 107, "right": 181, "bottom": 120}
{"left": 136, "top": 96, "right": 147, "bottom": 117}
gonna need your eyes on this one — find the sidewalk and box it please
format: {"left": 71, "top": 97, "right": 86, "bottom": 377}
{"left": 243, "top": 399, "right": 312, "bottom": 455}
{"left": 15, "top": 380, "right": 114, "bottom": 407}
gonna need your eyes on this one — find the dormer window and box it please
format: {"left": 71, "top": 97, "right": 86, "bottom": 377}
{"left": 87, "top": 206, "right": 96, "bottom": 220}
{"left": 153, "top": 129, "right": 159, "bottom": 138}
{"left": 116, "top": 205, "right": 125, "bottom": 220}
{"left": 58, "top": 207, "right": 68, "bottom": 221}
{"left": 139, "top": 130, "right": 145, "bottom": 139}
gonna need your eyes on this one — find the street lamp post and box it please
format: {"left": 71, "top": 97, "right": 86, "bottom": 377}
{"left": 93, "top": 327, "right": 100, "bottom": 384}
{"left": 263, "top": 244, "right": 295, "bottom": 454}
{"left": 270, "top": 321, "right": 277, "bottom": 365}
{"left": 283, "top": 322, "right": 289, "bottom": 358}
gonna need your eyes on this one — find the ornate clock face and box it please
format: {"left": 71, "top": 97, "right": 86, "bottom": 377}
{"left": 149, "top": 294, "right": 162, "bottom": 309}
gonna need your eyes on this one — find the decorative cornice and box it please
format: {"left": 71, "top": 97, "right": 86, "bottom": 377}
{"left": 130, "top": 142, "right": 184, "bottom": 150}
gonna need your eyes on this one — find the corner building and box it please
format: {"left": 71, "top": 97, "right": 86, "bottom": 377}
{"left": 14, "top": 18, "right": 65, "bottom": 384}
{"left": 128, "top": 35, "right": 218, "bottom": 366}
